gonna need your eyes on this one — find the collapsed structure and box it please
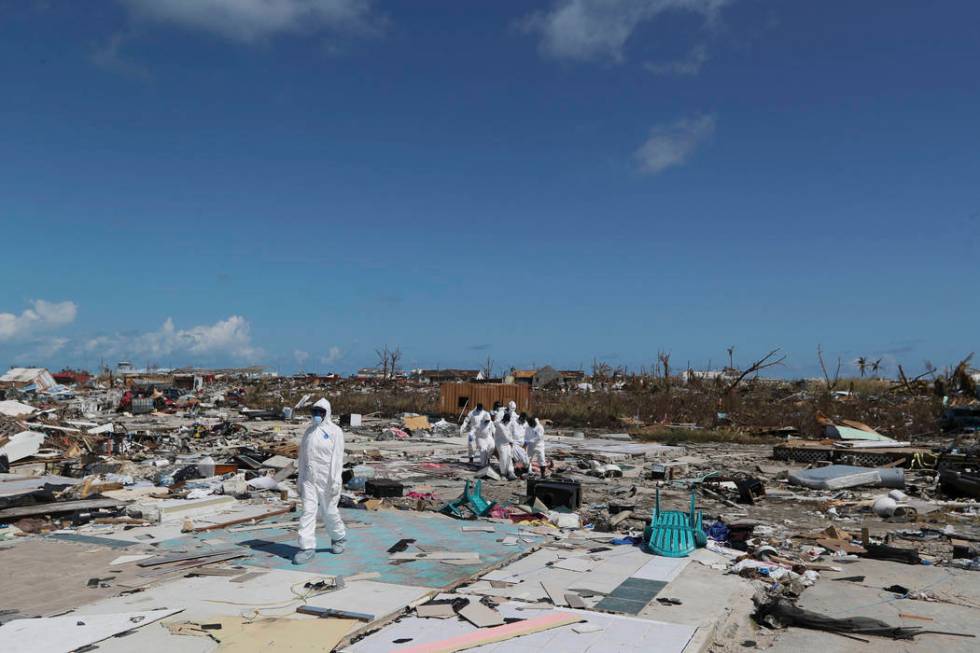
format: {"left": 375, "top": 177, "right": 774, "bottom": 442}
{"left": 0, "top": 365, "right": 979, "bottom": 652}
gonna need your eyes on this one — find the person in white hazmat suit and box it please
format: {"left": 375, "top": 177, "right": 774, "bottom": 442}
{"left": 493, "top": 412, "right": 518, "bottom": 480}
{"left": 460, "top": 403, "right": 487, "bottom": 463}
{"left": 492, "top": 401, "right": 505, "bottom": 422}
{"left": 525, "top": 416, "right": 547, "bottom": 477}
{"left": 293, "top": 398, "right": 346, "bottom": 565}
{"left": 473, "top": 413, "right": 495, "bottom": 468}
{"left": 510, "top": 413, "right": 530, "bottom": 471}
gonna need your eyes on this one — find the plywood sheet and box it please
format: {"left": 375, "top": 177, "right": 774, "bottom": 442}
{"left": 0, "top": 608, "right": 182, "bottom": 653}
{"left": 172, "top": 616, "right": 356, "bottom": 652}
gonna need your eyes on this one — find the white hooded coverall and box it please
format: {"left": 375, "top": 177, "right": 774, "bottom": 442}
{"left": 473, "top": 416, "right": 495, "bottom": 467}
{"left": 511, "top": 437, "right": 530, "bottom": 468}
{"left": 525, "top": 422, "right": 546, "bottom": 469}
{"left": 461, "top": 407, "right": 487, "bottom": 458}
{"left": 493, "top": 420, "right": 516, "bottom": 479}
{"left": 510, "top": 418, "right": 529, "bottom": 468}
{"left": 297, "top": 398, "right": 346, "bottom": 551}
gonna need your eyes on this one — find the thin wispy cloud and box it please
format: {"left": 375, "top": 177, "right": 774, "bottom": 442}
{"left": 635, "top": 113, "right": 716, "bottom": 175}
{"left": 644, "top": 43, "right": 708, "bottom": 76}
{"left": 519, "top": 0, "right": 730, "bottom": 63}
{"left": 91, "top": 32, "right": 151, "bottom": 81}
{"left": 321, "top": 346, "right": 344, "bottom": 365}
{"left": 117, "top": 0, "right": 383, "bottom": 43}
{"left": 95, "top": 0, "right": 385, "bottom": 78}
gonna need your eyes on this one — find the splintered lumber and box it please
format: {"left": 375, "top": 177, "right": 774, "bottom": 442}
{"left": 190, "top": 504, "right": 295, "bottom": 533}
{"left": 137, "top": 551, "right": 248, "bottom": 578}
{"left": 0, "top": 498, "right": 126, "bottom": 520}
{"left": 138, "top": 547, "right": 244, "bottom": 567}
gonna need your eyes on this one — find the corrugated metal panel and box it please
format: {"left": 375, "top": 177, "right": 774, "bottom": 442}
{"left": 131, "top": 397, "right": 154, "bottom": 415}
{"left": 439, "top": 383, "right": 532, "bottom": 417}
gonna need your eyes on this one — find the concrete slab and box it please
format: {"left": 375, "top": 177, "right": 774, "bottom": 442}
{"left": 816, "top": 558, "right": 980, "bottom": 603}
{"left": 632, "top": 556, "right": 689, "bottom": 582}
{"left": 75, "top": 575, "right": 425, "bottom": 652}
{"left": 469, "top": 547, "right": 653, "bottom": 602}
{"left": 768, "top": 568, "right": 980, "bottom": 653}
{"left": 345, "top": 602, "right": 697, "bottom": 653}
{"left": 0, "top": 539, "right": 152, "bottom": 619}
{"left": 153, "top": 508, "right": 531, "bottom": 590}
{"left": 636, "top": 555, "right": 757, "bottom": 653}
{"left": 303, "top": 580, "right": 432, "bottom": 625}
{"left": 0, "top": 608, "right": 182, "bottom": 653}
{"left": 75, "top": 566, "right": 330, "bottom": 615}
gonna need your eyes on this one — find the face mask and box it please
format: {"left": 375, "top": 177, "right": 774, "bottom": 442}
{"left": 312, "top": 415, "right": 323, "bottom": 425}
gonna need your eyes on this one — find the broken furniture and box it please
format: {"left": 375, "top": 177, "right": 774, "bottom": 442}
{"left": 526, "top": 477, "right": 582, "bottom": 510}
{"left": 442, "top": 480, "right": 496, "bottom": 518}
{"left": 644, "top": 487, "right": 706, "bottom": 558}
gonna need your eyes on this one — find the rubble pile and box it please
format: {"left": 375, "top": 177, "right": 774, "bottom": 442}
{"left": 1, "top": 367, "right": 979, "bottom": 653}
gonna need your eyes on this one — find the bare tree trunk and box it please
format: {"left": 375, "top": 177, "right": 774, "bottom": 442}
{"left": 817, "top": 345, "right": 841, "bottom": 392}
{"left": 658, "top": 351, "right": 671, "bottom": 391}
{"left": 725, "top": 348, "right": 786, "bottom": 394}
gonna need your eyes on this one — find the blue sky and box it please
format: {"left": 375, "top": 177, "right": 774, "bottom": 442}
{"left": 1, "top": 1, "right": 977, "bottom": 377}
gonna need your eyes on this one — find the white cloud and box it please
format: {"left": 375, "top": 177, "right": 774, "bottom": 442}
{"left": 294, "top": 349, "right": 311, "bottom": 366}
{"left": 644, "top": 43, "right": 708, "bottom": 76}
{"left": 0, "top": 299, "right": 77, "bottom": 341}
{"left": 118, "top": 0, "right": 381, "bottom": 43}
{"left": 635, "top": 113, "right": 715, "bottom": 175}
{"left": 12, "top": 337, "right": 70, "bottom": 364}
{"left": 91, "top": 32, "right": 151, "bottom": 80}
{"left": 520, "top": 0, "right": 730, "bottom": 63}
{"left": 321, "top": 346, "right": 343, "bottom": 365}
{"left": 84, "top": 315, "right": 262, "bottom": 362}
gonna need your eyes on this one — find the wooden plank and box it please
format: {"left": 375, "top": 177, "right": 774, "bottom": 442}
{"left": 137, "top": 551, "right": 247, "bottom": 578}
{"left": 0, "top": 498, "right": 126, "bottom": 519}
{"left": 186, "top": 567, "right": 242, "bottom": 577}
{"left": 138, "top": 547, "right": 243, "bottom": 567}
{"left": 190, "top": 504, "right": 295, "bottom": 533}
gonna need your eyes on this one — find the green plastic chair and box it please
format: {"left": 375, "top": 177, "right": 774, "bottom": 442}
{"left": 441, "top": 480, "right": 496, "bottom": 519}
{"left": 644, "top": 486, "right": 707, "bottom": 558}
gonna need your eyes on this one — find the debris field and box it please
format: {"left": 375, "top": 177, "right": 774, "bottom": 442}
{"left": 1, "top": 365, "right": 980, "bottom": 653}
